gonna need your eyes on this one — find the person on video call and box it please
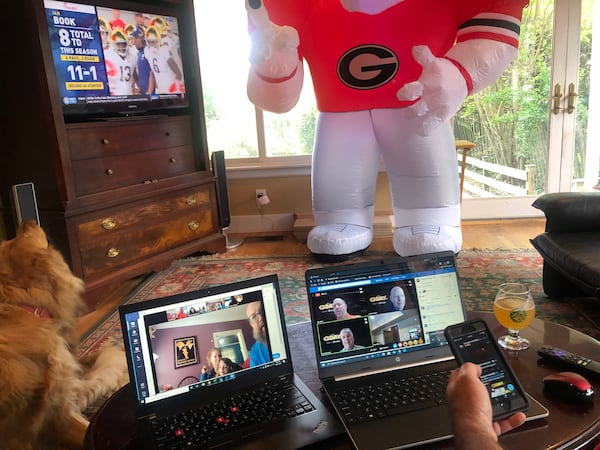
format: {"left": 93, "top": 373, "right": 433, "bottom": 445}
{"left": 246, "top": 302, "right": 271, "bottom": 366}
{"left": 446, "top": 362, "right": 526, "bottom": 450}
{"left": 387, "top": 286, "right": 407, "bottom": 312}
{"left": 200, "top": 347, "right": 222, "bottom": 380}
{"left": 339, "top": 328, "right": 365, "bottom": 352}
{"left": 332, "top": 297, "right": 359, "bottom": 320}
{"left": 216, "top": 357, "right": 238, "bottom": 377}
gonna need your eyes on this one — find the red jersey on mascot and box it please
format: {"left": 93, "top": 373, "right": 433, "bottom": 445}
{"left": 245, "top": 0, "right": 529, "bottom": 260}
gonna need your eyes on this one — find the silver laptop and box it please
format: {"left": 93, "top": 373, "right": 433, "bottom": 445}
{"left": 305, "top": 251, "right": 548, "bottom": 450}
{"left": 119, "top": 274, "right": 344, "bottom": 449}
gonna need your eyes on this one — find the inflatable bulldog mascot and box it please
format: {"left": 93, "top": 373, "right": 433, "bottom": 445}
{"left": 245, "top": 0, "right": 529, "bottom": 260}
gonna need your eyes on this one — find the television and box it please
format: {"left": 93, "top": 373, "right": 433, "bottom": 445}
{"left": 43, "top": 0, "right": 192, "bottom": 121}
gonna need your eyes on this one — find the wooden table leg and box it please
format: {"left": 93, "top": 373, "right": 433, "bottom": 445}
{"left": 455, "top": 140, "right": 476, "bottom": 201}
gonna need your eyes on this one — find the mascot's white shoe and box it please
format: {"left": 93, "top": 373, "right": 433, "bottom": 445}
{"left": 393, "top": 225, "right": 462, "bottom": 256}
{"left": 307, "top": 224, "right": 373, "bottom": 261}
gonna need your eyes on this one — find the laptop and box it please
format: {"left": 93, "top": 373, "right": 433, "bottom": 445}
{"left": 119, "top": 274, "right": 345, "bottom": 449}
{"left": 305, "top": 251, "right": 549, "bottom": 450}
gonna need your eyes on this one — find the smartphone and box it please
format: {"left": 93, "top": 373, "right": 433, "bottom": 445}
{"left": 444, "top": 319, "right": 529, "bottom": 420}
{"left": 11, "top": 182, "right": 40, "bottom": 225}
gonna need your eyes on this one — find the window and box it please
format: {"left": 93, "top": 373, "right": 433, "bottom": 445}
{"left": 194, "top": 0, "right": 598, "bottom": 214}
{"left": 194, "top": 1, "right": 316, "bottom": 169}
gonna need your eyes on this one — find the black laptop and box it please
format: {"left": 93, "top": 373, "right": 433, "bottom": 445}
{"left": 119, "top": 274, "right": 344, "bottom": 449}
{"left": 305, "top": 251, "right": 549, "bottom": 450}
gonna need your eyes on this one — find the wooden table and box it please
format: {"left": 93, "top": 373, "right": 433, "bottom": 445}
{"left": 85, "top": 312, "right": 600, "bottom": 449}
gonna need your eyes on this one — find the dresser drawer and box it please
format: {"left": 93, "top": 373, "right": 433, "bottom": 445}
{"left": 67, "top": 116, "right": 193, "bottom": 160}
{"left": 78, "top": 211, "right": 214, "bottom": 278}
{"left": 75, "top": 188, "right": 217, "bottom": 277}
{"left": 76, "top": 188, "right": 212, "bottom": 241}
{"left": 72, "top": 145, "right": 196, "bottom": 196}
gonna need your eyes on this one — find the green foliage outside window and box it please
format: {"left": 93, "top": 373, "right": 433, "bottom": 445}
{"left": 454, "top": 0, "right": 593, "bottom": 194}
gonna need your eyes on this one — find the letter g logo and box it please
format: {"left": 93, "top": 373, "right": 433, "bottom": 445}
{"left": 337, "top": 45, "right": 398, "bottom": 90}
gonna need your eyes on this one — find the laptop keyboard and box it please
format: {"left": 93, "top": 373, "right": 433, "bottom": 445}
{"left": 331, "top": 370, "right": 451, "bottom": 424}
{"left": 150, "top": 377, "right": 314, "bottom": 449}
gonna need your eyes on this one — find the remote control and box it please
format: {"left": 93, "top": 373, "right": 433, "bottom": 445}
{"left": 537, "top": 345, "right": 600, "bottom": 377}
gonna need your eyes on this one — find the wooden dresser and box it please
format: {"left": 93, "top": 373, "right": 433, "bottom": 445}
{"left": 1, "top": 0, "right": 226, "bottom": 308}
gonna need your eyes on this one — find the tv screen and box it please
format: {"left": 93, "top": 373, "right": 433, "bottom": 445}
{"left": 43, "top": 0, "right": 190, "bottom": 121}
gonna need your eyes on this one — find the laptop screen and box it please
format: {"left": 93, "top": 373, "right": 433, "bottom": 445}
{"left": 119, "top": 275, "right": 290, "bottom": 411}
{"left": 305, "top": 252, "right": 466, "bottom": 380}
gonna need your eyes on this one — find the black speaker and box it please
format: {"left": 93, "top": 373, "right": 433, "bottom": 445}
{"left": 211, "top": 150, "right": 231, "bottom": 229}
{"left": 10, "top": 182, "right": 40, "bottom": 226}
{"left": 211, "top": 151, "right": 244, "bottom": 249}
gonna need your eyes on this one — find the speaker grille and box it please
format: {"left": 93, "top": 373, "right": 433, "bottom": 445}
{"left": 211, "top": 151, "right": 231, "bottom": 229}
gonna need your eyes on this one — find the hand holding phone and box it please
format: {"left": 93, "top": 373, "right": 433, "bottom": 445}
{"left": 444, "top": 319, "right": 530, "bottom": 420}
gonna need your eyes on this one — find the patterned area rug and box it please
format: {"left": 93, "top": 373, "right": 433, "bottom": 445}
{"left": 79, "top": 249, "right": 600, "bottom": 357}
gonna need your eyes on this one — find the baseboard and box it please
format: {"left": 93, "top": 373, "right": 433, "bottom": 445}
{"left": 228, "top": 214, "right": 296, "bottom": 235}
{"left": 292, "top": 212, "right": 394, "bottom": 241}
{"left": 228, "top": 212, "right": 395, "bottom": 240}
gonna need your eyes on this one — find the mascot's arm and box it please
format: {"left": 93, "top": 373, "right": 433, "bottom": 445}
{"left": 245, "top": 0, "right": 304, "bottom": 113}
{"left": 398, "top": 4, "right": 527, "bottom": 135}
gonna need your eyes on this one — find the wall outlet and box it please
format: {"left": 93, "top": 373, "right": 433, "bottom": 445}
{"left": 256, "top": 188, "right": 270, "bottom": 207}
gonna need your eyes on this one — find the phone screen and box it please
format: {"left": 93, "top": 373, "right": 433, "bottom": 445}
{"left": 446, "top": 321, "right": 529, "bottom": 419}
{"left": 11, "top": 183, "right": 40, "bottom": 225}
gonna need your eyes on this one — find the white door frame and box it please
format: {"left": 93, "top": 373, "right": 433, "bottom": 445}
{"left": 462, "top": 0, "right": 588, "bottom": 219}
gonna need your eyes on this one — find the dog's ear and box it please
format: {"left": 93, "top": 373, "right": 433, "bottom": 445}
{"left": 16, "top": 221, "right": 48, "bottom": 250}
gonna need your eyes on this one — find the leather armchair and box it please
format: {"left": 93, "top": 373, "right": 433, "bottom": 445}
{"left": 530, "top": 192, "right": 600, "bottom": 299}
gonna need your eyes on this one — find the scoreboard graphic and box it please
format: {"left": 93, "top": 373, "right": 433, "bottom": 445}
{"left": 44, "top": 0, "right": 110, "bottom": 102}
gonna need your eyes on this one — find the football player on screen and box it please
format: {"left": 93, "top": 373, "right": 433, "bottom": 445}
{"left": 150, "top": 16, "right": 183, "bottom": 75}
{"left": 144, "top": 26, "right": 184, "bottom": 94}
{"left": 131, "top": 26, "right": 155, "bottom": 95}
{"left": 124, "top": 23, "right": 136, "bottom": 48}
{"left": 98, "top": 17, "right": 111, "bottom": 51}
{"left": 104, "top": 29, "right": 137, "bottom": 95}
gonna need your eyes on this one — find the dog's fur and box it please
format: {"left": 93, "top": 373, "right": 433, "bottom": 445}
{"left": 0, "top": 221, "right": 129, "bottom": 449}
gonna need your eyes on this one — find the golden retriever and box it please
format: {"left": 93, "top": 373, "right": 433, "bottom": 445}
{"left": 0, "top": 221, "right": 128, "bottom": 449}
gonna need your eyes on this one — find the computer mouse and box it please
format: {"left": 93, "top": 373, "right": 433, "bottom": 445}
{"left": 543, "top": 372, "right": 595, "bottom": 402}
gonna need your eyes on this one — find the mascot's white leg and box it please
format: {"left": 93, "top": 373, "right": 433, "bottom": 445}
{"left": 308, "top": 110, "right": 380, "bottom": 260}
{"left": 373, "top": 109, "right": 462, "bottom": 256}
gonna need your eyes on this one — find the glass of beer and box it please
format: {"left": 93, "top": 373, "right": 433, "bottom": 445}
{"left": 493, "top": 283, "right": 535, "bottom": 351}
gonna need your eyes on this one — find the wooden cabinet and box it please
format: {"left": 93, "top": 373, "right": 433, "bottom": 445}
{"left": 72, "top": 186, "right": 217, "bottom": 279}
{"left": 67, "top": 117, "right": 197, "bottom": 196}
{"left": 1, "top": 0, "right": 226, "bottom": 308}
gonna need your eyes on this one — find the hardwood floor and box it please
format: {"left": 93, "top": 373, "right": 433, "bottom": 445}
{"left": 460, "top": 218, "right": 544, "bottom": 249}
{"left": 76, "top": 218, "right": 545, "bottom": 339}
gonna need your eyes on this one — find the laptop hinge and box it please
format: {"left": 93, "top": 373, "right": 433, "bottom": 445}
{"left": 334, "top": 355, "right": 455, "bottom": 382}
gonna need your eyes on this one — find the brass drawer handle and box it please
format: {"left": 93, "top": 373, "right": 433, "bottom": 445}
{"left": 107, "top": 247, "right": 120, "bottom": 258}
{"left": 186, "top": 196, "right": 197, "bottom": 206}
{"left": 106, "top": 169, "right": 114, "bottom": 175}
{"left": 169, "top": 157, "right": 176, "bottom": 163}
{"left": 143, "top": 179, "right": 159, "bottom": 184}
{"left": 101, "top": 138, "right": 110, "bottom": 145}
{"left": 188, "top": 221, "right": 199, "bottom": 231}
{"left": 101, "top": 218, "right": 116, "bottom": 230}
